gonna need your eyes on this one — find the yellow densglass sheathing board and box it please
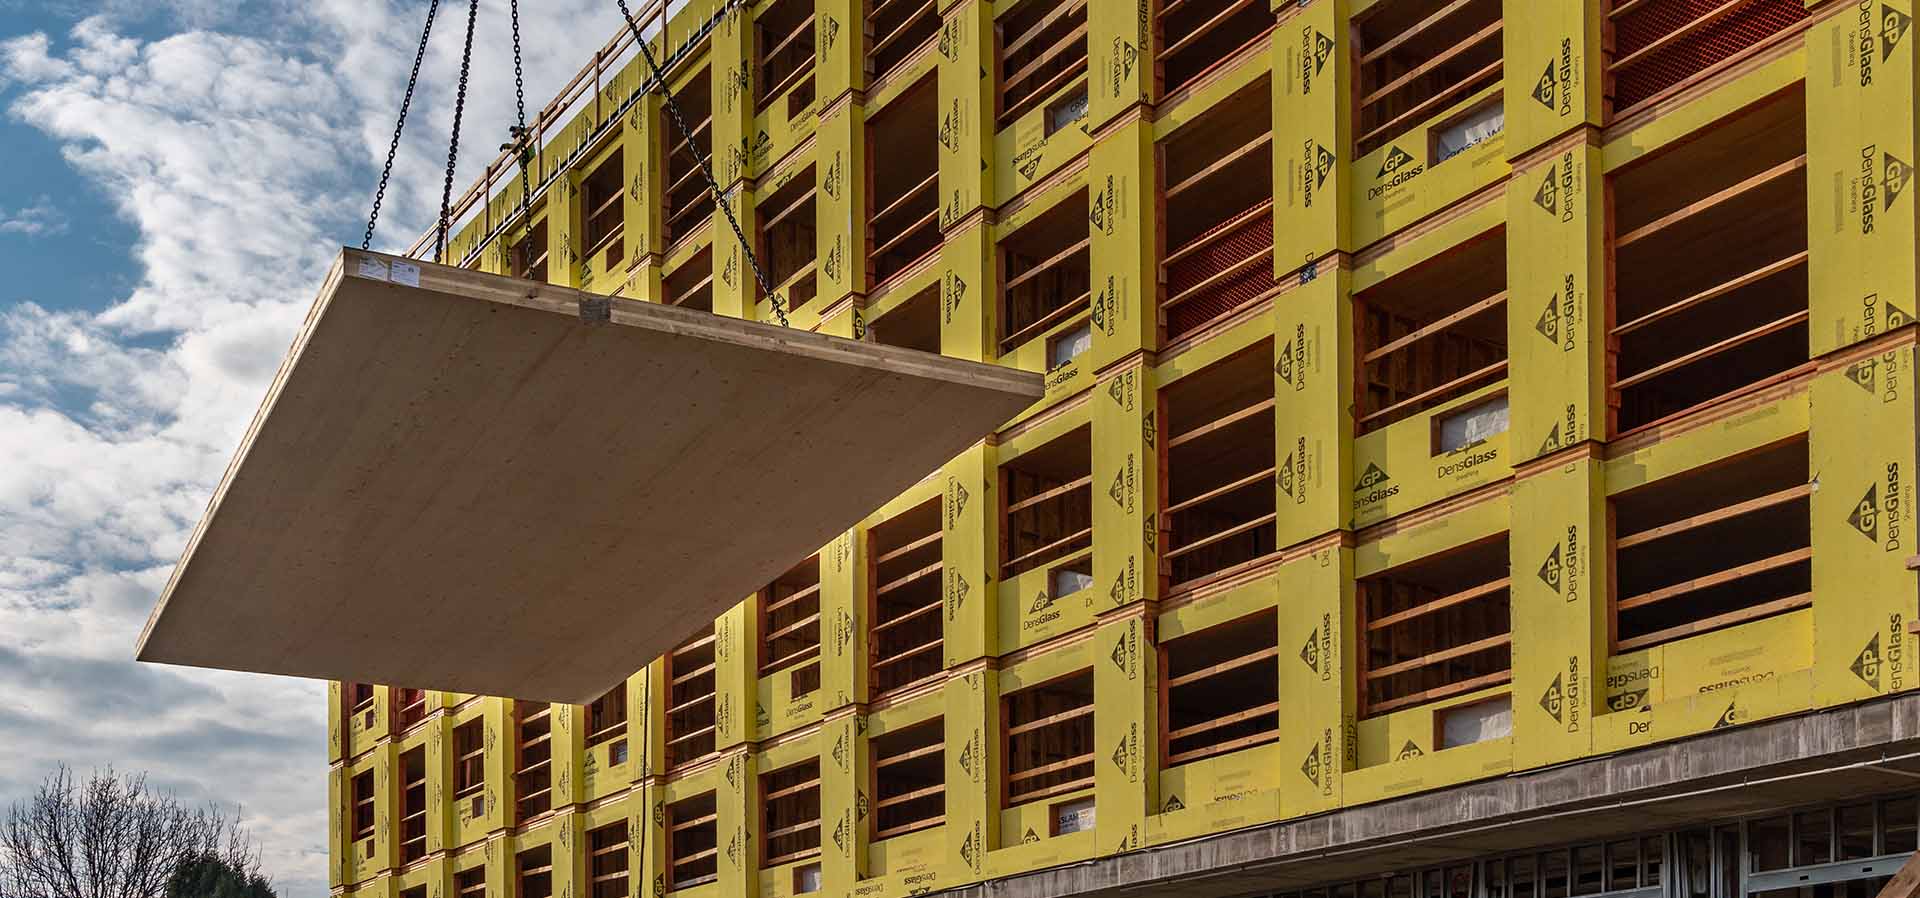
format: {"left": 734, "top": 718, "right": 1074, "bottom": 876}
{"left": 1807, "top": 4, "right": 1920, "bottom": 355}
{"left": 939, "top": 223, "right": 997, "bottom": 364}
{"left": 816, "top": 0, "right": 865, "bottom": 104}
{"left": 944, "top": 669, "right": 998, "bottom": 882}
{"left": 816, "top": 101, "right": 865, "bottom": 309}
{"left": 1087, "top": 0, "right": 1152, "bottom": 132}
{"left": 820, "top": 529, "right": 868, "bottom": 710}
{"left": 821, "top": 711, "right": 869, "bottom": 893}
{"left": 1088, "top": 117, "right": 1157, "bottom": 369}
{"left": 1272, "top": 0, "right": 1351, "bottom": 274}
{"left": 936, "top": 0, "right": 993, "bottom": 232}
{"left": 1812, "top": 337, "right": 1920, "bottom": 704}
{"left": 1508, "top": 138, "right": 1605, "bottom": 463}
{"left": 624, "top": 89, "right": 667, "bottom": 301}
{"left": 1272, "top": 268, "right": 1355, "bottom": 546}
{"left": 717, "top": 600, "right": 757, "bottom": 750}
{"left": 1501, "top": 0, "right": 1603, "bottom": 160}
{"left": 1093, "top": 362, "right": 1159, "bottom": 610}
{"left": 1508, "top": 454, "right": 1605, "bottom": 768}
{"left": 943, "top": 443, "right": 998, "bottom": 664}
{"left": 548, "top": 168, "right": 578, "bottom": 289}
{"left": 1272, "top": 541, "right": 1353, "bottom": 818}
{"left": 1094, "top": 612, "right": 1157, "bottom": 854}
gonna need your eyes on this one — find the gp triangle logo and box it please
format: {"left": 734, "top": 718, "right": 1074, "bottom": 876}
{"left": 1300, "top": 629, "right": 1320, "bottom": 673}
{"left": 1539, "top": 422, "right": 1564, "bottom": 456}
{"left": 1536, "top": 295, "right": 1561, "bottom": 343}
{"left": 1532, "top": 61, "right": 1556, "bottom": 109}
{"left": 1314, "top": 143, "right": 1336, "bottom": 188}
{"left": 1891, "top": 302, "right": 1916, "bottom": 329}
{"left": 1885, "top": 5, "right": 1913, "bottom": 61}
{"left": 1538, "top": 543, "right": 1563, "bottom": 593}
{"left": 1277, "top": 340, "right": 1295, "bottom": 384}
{"left": 1109, "top": 469, "right": 1127, "bottom": 506}
{"left": 1111, "top": 635, "right": 1129, "bottom": 671}
{"left": 1278, "top": 453, "right": 1296, "bottom": 497}
{"left": 1111, "top": 737, "right": 1130, "bottom": 771}
{"left": 1090, "top": 191, "right": 1109, "bottom": 233}
{"left": 958, "top": 743, "right": 974, "bottom": 777}
{"left": 1539, "top": 673, "right": 1565, "bottom": 724}
{"left": 1396, "top": 740, "right": 1424, "bottom": 760}
{"left": 1163, "top": 794, "right": 1186, "bottom": 813}
{"left": 1355, "top": 462, "right": 1391, "bottom": 491}
{"left": 1533, "top": 167, "right": 1559, "bottom": 216}
{"left": 1313, "top": 30, "right": 1334, "bottom": 75}
{"left": 1850, "top": 484, "right": 1881, "bottom": 542}
{"left": 1301, "top": 745, "right": 1322, "bottom": 786}
{"left": 1378, "top": 145, "right": 1416, "bottom": 179}
{"left": 1030, "top": 591, "right": 1053, "bottom": 614}
{"left": 1848, "top": 359, "right": 1878, "bottom": 393}
{"left": 1023, "top": 828, "right": 1040, "bottom": 844}
{"left": 1854, "top": 633, "right": 1884, "bottom": 690}
{"left": 1712, "top": 703, "right": 1739, "bottom": 729}
{"left": 1885, "top": 151, "right": 1914, "bottom": 209}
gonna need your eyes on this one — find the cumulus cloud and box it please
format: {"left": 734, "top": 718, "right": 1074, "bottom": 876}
{"left": 0, "top": 3, "right": 626, "bottom": 894}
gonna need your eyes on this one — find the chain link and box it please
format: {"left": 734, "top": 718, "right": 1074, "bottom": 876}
{"left": 616, "top": 0, "right": 789, "bottom": 327}
{"left": 511, "top": 0, "right": 531, "bottom": 233}
{"left": 437, "top": 0, "right": 481, "bottom": 263}
{"left": 362, "top": 0, "right": 442, "bottom": 251}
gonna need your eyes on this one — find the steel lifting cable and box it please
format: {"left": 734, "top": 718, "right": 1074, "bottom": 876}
{"left": 615, "top": 0, "right": 790, "bottom": 327}
{"left": 362, "top": 0, "right": 443, "bottom": 250}
{"left": 436, "top": 0, "right": 482, "bottom": 263}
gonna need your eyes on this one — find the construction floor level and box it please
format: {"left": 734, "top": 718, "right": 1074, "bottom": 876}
{"left": 327, "top": 4, "right": 1920, "bottom": 898}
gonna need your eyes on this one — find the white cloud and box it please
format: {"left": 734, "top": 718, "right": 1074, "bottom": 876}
{"left": 0, "top": 3, "right": 628, "bottom": 894}
{"left": 0, "top": 197, "right": 67, "bottom": 236}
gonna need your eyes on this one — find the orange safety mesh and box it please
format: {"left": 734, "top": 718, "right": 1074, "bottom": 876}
{"left": 1164, "top": 207, "right": 1277, "bottom": 342}
{"left": 1610, "top": 0, "right": 1808, "bottom": 112}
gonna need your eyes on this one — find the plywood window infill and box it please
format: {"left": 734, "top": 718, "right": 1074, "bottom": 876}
{"left": 1155, "top": 0, "right": 1273, "bottom": 98}
{"left": 1606, "top": 0, "right": 1810, "bottom": 115}
{"left": 762, "top": 554, "right": 823, "bottom": 697}
{"left": 1611, "top": 436, "right": 1810, "bottom": 653}
{"left": 1353, "top": 0, "right": 1504, "bottom": 159}
{"left": 763, "top": 760, "right": 823, "bottom": 867}
{"left": 758, "top": 166, "right": 819, "bottom": 312}
{"left": 867, "top": 0, "right": 940, "bottom": 83}
{"left": 871, "top": 719, "right": 944, "bottom": 840}
{"left": 1162, "top": 608, "right": 1279, "bottom": 766}
{"left": 1163, "top": 342, "right": 1277, "bottom": 587}
{"left": 869, "top": 497, "right": 944, "bottom": 695}
{"left": 589, "top": 822, "right": 631, "bottom": 898}
{"left": 514, "top": 702, "right": 554, "bottom": 822}
{"left": 667, "top": 627, "right": 719, "bottom": 768}
{"left": 1359, "top": 534, "right": 1511, "bottom": 717}
{"left": 1608, "top": 87, "right": 1808, "bottom": 435}
{"left": 1000, "top": 187, "right": 1092, "bottom": 354}
{"left": 400, "top": 746, "right": 428, "bottom": 863}
{"left": 867, "top": 78, "right": 940, "bottom": 290}
{"left": 1159, "top": 77, "right": 1277, "bottom": 343}
{"left": 664, "top": 68, "right": 715, "bottom": 247}
{"left": 1355, "top": 228, "right": 1507, "bottom": 435}
{"left": 997, "top": 0, "right": 1089, "bottom": 128}
{"left": 1001, "top": 423, "right": 1093, "bottom": 586}
{"left": 669, "top": 792, "right": 720, "bottom": 889}
{"left": 756, "top": 0, "right": 816, "bottom": 116}
{"left": 1003, "top": 670, "right": 1094, "bottom": 806}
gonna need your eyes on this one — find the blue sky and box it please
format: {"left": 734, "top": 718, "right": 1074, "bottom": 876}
{"left": 0, "top": 2, "right": 626, "bottom": 894}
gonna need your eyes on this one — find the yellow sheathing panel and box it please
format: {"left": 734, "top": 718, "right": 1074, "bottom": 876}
{"left": 719, "top": 749, "right": 758, "bottom": 898}
{"left": 711, "top": 188, "right": 761, "bottom": 320}
{"left": 635, "top": 780, "right": 666, "bottom": 898}
{"left": 329, "top": 765, "right": 345, "bottom": 887}
{"left": 1509, "top": 457, "right": 1605, "bottom": 768}
{"left": 635, "top": 662, "right": 667, "bottom": 780}
{"left": 1356, "top": 493, "right": 1510, "bottom": 578}
{"left": 944, "top": 445, "right": 999, "bottom": 663}
{"left": 346, "top": 685, "right": 393, "bottom": 759}
{"left": 944, "top": 670, "right": 997, "bottom": 881}
{"left": 822, "top": 712, "right": 869, "bottom": 892}
{"left": 1345, "top": 688, "right": 1513, "bottom": 803}
{"left": 555, "top": 704, "right": 585, "bottom": 807}
{"left": 1087, "top": 0, "right": 1151, "bottom": 132}
{"left": 939, "top": 223, "right": 996, "bottom": 363}
{"left": 1350, "top": 381, "right": 1512, "bottom": 529}
{"left": 1274, "top": 544, "right": 1354, "bottom": 817}
{"left": 329, "top": 681, "right": 344, "bottom": 763}
{"left": 994, "top": 111, "right": 1092, "bottom": 208}
{"left": 1502, "top": 0, "right": 1603, "bottom": 159}
{"left": 817, "top": 103, "right": 865, "bottom": 308}
{"left": 1093, "top": 363, "right": 1160, "bottom": 610}
{"left": 1350, "top": 84, "right": 1510, "bottom": 251}
{"left": 1601, "top": 48, "right": 1807, "bottom": 173}
{"left": 1088, "top": 119, "right": 1157, "bottom": 369}
{"left": 1094, "top": 613, "right": 1156, "bottom": 853}
{"left": 1273, "top": 270, "right": 1356, "bottom": 546}
{"left": 1812, "top": 341, "right": 1920, "bottom": 703}
{"left": 1594, "top": 628, "right": 1816, "bottom": 755}
{"left": 1603, "top": 389, "right": 1812, "bottom": 495}
{"left": 1509, "top": 142, "right": 1606, "bottom": 462}
{"left": 936, "top": 0, "right": 993, "bottom": 230}
{"left": 821, "top": 529, "right": 868, "bottom": 710}
{"left": 548, "top": 170, "right": 579, "bottom": 289}
{"left": 1808, "top": 7, "right": 1920, "bottom": 355}
{"left": 626, "top": 91, "right": 666, "bottom": 298}
{"left": 1148, "top": 742, "right": 1282, "bottom": 846}
{"left": 1273, "top": 1, "right": 1352, "bottom": 272}
{"left": 816, "top": 0, "right": 864, "bottom": 103}
{"left": 717, "top": 600, "right": 757, "bottom": 749}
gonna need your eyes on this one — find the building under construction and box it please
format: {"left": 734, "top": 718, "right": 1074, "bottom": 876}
{"left": 324, "top": 4, "right": 1920, "bottom": 898}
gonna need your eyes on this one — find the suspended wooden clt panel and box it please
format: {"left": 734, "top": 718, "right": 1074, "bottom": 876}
{"left": 136, "top": 248, "right": 1042, "bottom": 703}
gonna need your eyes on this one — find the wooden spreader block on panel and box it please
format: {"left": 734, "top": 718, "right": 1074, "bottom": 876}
{"left": 137, "top": 248, "right": 1041, "bottom": 702}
